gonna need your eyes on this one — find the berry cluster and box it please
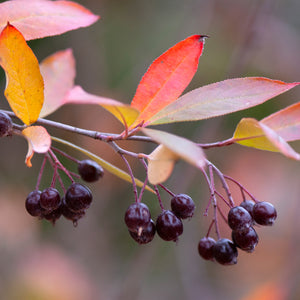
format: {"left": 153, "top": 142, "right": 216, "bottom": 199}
{"left": 25, "top": 158, "right": 103, "bottom": 226}
{"left": 198, "top": 200, "right": 277, "bottom": 265}
{"left": 124, "top": 193, "right": 195, "bottom": 244}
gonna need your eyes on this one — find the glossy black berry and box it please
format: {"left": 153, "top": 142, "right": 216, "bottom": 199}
{"left": 78, "top": 159, "right": 104, "bottom": 182}
{"left": 25, "top": 190, "right": 42, "bottom": 217}
{"left": 65, "top": 183, "right": 93, "bottom": 212}
{"left": 171, "top": 194, "right": 195, "bottom": 219}
{"left": 61, "top": 198, "right": 85, "bottom": 226}
{"left": 129, "top": 219, "right": 156, "bottom": 244}
{"left": 0, "top": 112, "right": 13, "bottom": 137}
{"left": 40, "top": 187, "right": 61, "bottom": 212}
{"left": 240, "top": 200, "right": 255, "bottom": 217}
{"left": 124, "top": 202, "right": 151, "bottom": 233}
{"left": 198, "top": 237, "right": 216, "bottom": 261}
{"left": 252, "top": 201, "right": 277, "bottom": 226}
{"left": 228, "top": 206, "right": 253, "bottom": 231}
{"left": 156, "top": 210, "right": 183, "bottom": 242}
{"left": 213, "top": 238, "right": 238, "bottom": 265}
{"left": 232, "top": 226, "right": 259, "bottom": 252}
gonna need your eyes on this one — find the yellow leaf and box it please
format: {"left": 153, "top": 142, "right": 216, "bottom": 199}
{"left": 0, "top": 23, "right": 44, "bottom": 125}
{"left": 22, "top": 126, "right": 51, "bottom": 167}
{"left": 233, "top": 118, "right": 300, "bottom": 160}
{"left": 148, "top": 145, "right": 180, "bottom": 184}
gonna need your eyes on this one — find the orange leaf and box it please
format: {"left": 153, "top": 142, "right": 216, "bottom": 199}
{"left": 22, "top": 126, "right": 51, "bottom": 167}
{"left": 0, "top": 23, "right": 44, "bottom": 125}
{"left": 130, "top": 35, "right": 207, "bottom": 126}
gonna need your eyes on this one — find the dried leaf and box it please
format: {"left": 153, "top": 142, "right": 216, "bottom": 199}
{"left": 147, "top": 145, "right": 179, "bottom": 185}
{"left": 143, "top": 128, "right": 206, "bottom": 180}
{"left": 22, "top": 126, "right": 51, "bottom": 167}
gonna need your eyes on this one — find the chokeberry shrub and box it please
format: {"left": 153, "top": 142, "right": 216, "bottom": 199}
{"left": 0, "top": 0, "right": 298, "bottom": 266}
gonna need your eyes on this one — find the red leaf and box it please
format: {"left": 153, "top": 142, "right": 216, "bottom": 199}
{"left": 130, "top": 35, "right": 207, "bottom": 126}
{"left": 0, "top": 0, "right": 99, "bottom": 40}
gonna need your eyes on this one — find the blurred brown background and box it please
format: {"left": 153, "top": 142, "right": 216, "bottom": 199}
{"left": 0, "top": 0, "right": 299, "bottom": 299}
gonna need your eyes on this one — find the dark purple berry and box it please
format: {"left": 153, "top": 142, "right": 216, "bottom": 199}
{"left": 40, "top": 187, "right": 61, "bottom": 212}
{"left": 0, "top": 112, "right": 13, "bottom": 137}
{"left": 171, "top": 193, "right": 195, "bottom": 219}
{"left": 78, "top": 159, "right": 104, "bottom": 182}
{"left": 61, "top": 198, "right": 85, "bottom": 226}
{"left": 240, "top": 200, "right": 255, "bottom": 217}
{"left": 252, "top": 201, "right": 277, "bottom": 226}
{"left": 198, "top": 237, "right": 216, "bottom": 261}
{"left": 124, "top": 203, "right": 151, "bottom": 233}
{"left": 129, "top": 219, "right": 156, "bottom": 244}
{"left": 25, "top": 190, "right": 42, "bottom": 217}
{"left": 228, "top": 206, "right": 252, "bottom": 231}
{"left": 156, "top": 210, "right": 183, "bottom": 242}
{"left": 65, "top": 183, "right": 93, "bottom": 212}
{"left": 232, "top": 227, "right": 259, "bottom": 252}
{"left": 43, "top": 205, "right": 62, "bottom": 224}
{"left": 213, "top": 238, "right": 238, "bottom": 265}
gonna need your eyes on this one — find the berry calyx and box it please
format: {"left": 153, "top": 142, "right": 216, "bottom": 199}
{"left": 171, "top": 193, "right": 195, "bottom": 219}
{"left": 156, "top": 210, "right": 183, "bottom": 242}
{"left": 232, "top": 226, "right": 259, "bottom": 252}
{"left": 78, "top": 159, "right": 104, "bottom": 182}
{"left": 43, "top": 205, "right": 62, "bottom": 224}
{"left": 25, "top": 190, "right": 42, "bottom": 217}
{"left": 65, "top": 183, "right": 93, "bottom": 212}
{"left": 213, "top": 238, "right": 238, "bottom": 265}
{"left": 40, "top": 187, "right": 61, "bottom": 212}
{"left": 0, "top": 112, "right": 13, "bottom": 137}
{"left": 129, "top": 219, "right": 156, "bottom": 244}
{"left": 124, "top": 202, "right": 151, "bottom": 233}
{"left": 61, "top": 198, "right": 85, "bottom": 226}
{"left": 228, "top": 206, "right": 253, "bottom": 231}
{"left": 252, "top": 201, "right": 277, "bottom": 226}
{"left": 198, "top": 237, "right": 216, "bottom": 261}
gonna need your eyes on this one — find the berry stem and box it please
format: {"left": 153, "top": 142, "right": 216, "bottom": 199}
{"left": 223, "top": 175, "right": 258, "bottom": 203}
{"left": 51, "top": 146, "right": 80, "bottom": 164}
{"left": 35, "top": 154, "right": 47, "bottom": 191}
{"left": 208, "top": 164, "right": 221, "bottom": 240}
{"left": 119, "top": 153, "right": 138, "bottom": 203}
{"left": 206, "top": 219, "right": 215, "bottom": 238}
{"left": 154, "top": 185, "right": 165, "bottom": 210}
{"left": 137, "top": 158, "right": 149, "bottom": 203}
{"left": 51, "top": 136, "right": 154, "bottom": 193}
{"left": 208, "top": 161, "right": 235, "bottom": 207}
{"left": 48, "top": 149, "right": 75, "bottom": 183}
{"left": 158, "top": 184, "right": 175, "bottom": 197}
